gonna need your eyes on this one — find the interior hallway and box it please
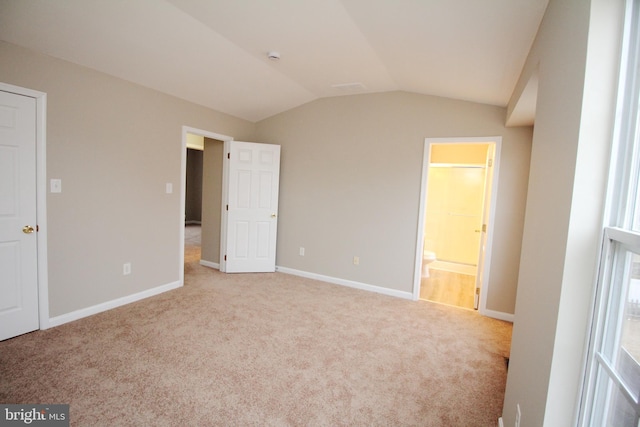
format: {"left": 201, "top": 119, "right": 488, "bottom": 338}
{"left": 184, "top": 224, "right": 201, "bottom": 264}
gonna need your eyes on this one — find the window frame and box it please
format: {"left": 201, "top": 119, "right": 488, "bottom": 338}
{"left": 582, "top": 227, "right": 640, "bottom": 425}
{"left": 579, "top": 0, "right": 640, "bottom": 425}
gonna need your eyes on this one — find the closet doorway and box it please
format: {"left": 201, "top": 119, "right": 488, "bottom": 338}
{"left": 413, "top": 137, "right": 501, "bottom": 313}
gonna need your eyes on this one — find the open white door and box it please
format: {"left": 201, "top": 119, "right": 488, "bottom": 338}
{"left": 0, "top": 90, "right": 39, "bottom": 341}
{"left": 475, "top": 143, "right": 497, "bottom": 310}
{"left": 221, "top": 141, "right": 280, "bottom": 273}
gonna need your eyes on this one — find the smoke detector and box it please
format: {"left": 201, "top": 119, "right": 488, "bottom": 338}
{"left": 267, "top": 51, "right": 280, "bottom": 61}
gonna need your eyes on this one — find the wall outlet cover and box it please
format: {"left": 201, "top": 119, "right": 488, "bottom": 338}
{"left": 50, "top": 179, "right": 62, "bottom": 193}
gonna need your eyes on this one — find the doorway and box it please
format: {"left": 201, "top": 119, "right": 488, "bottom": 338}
{"left": 185, "top": 142, "right": 203, "bottom": 264}
{"left": 179, "top": 127, "right": 232, "bottom": 284}
{"left": 413, "top": 137, "right": 501, "bottom": 314}
{"left": 179, "top": 129, "right": 282, "bottom": 279}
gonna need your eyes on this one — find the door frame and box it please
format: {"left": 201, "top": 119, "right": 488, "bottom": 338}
{"left": 179, "top": 126, "right": 233, "bottom": 282}
{"left": 0, "top": 82, "right": 49, "bottom": 330}
{"left": 412, "top": 136, "right": 502, "bottom": 317}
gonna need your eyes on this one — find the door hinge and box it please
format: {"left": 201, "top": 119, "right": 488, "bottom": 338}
{"left": 36, "top": 225, "right": 39, "bottom": 232}
{"left": 224, "top": 255, "right": 227, "bottom": 261}
{"left": 488, "top": 158, "right": 493, "bottom": 167}
{"left": 475, "top": 287, "right": 480, "bottom": 295}
{"left": 227, "top": 152, "right": 230, "bottom": 159}
{"left": 482, "top": 224, "right": 487, "bottom": 232}
{"left": 226, "top": 204, "right": 229, "bottom": 211}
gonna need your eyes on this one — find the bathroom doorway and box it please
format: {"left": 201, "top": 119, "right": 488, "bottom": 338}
{"left": 413, "top": 137, "right": 500, "bottom": 313}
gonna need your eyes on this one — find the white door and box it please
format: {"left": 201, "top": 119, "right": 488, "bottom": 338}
{"left": 474, "top": 144, "right": 496, "bottom": 309}
{"left": 223, "top": 141, "right": 280, "bottom": 273}
{"left": 0, "top": 90, "right": 38, "bottom": 341}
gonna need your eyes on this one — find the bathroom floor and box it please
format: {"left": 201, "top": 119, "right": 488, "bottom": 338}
{"left": 420, "top": 268, "right": 476, "bottom": 310}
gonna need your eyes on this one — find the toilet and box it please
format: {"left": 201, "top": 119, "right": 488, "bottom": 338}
{"left": 422, "top": 250, "right": 437, "bottom": 277}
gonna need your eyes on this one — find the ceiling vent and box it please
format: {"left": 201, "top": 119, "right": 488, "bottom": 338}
{"left": 331, "top": 82, "right": 367, "bottom": 92}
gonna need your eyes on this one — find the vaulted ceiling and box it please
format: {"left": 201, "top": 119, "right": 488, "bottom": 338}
{"left": 0, "top": 0, "right": 548, "bottom": 122}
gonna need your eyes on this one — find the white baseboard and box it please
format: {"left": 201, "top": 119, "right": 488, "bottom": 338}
{"left": 481, "top": 308, "right": 515, "bottom": 323}
{"left": 275, "top": 266, "right": 414, "bottom": 300}
{"left": 48, "top": 280, "right": 182, "bottom": 328}
{"left": 199, "top": 260, "right": 220, "bottom": 269}
{"left": 498, "top": 416, "right": 504, "bottom": 427}
{"left": 277, "top": 266, "right": 515, "bottom": 322}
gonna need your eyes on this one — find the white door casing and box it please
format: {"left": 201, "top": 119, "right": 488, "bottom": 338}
{"left": 476, "top": 141, "right": 501, "bottom": 316}
{"left": 413, "top": 137, "right": 502, "bottom": 319}
{"left": 179, "top": 126, "right": 233, "bottom": 281}
{"left": 222, "top": 141, "right": 280, "bottom": 273}
{"left": 0, "top": 90, "right": 39, "bottom": 341}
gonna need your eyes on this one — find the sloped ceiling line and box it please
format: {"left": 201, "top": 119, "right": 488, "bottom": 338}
{"left": 0, "top": 0, "right": 548, "bottom": 123}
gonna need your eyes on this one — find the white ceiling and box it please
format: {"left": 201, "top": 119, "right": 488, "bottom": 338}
{"left": 0, "top": 0, "right": 548, "bottom": 123}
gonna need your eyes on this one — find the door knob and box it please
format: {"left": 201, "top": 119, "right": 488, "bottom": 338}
{"left": 22, "top": 225, "right": 35, "bottom": 234}
{"left": 271, "top": 213, "right": 277, "bottom": 218}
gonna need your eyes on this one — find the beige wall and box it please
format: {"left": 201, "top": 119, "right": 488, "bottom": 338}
{"left": 0, "top": 41, "right": 255, "bottom": 317}
{"left": 1, "top": 39, "right": 532, "bottom": 345}
{"left": 502, "top": 0, "right": 625, "bottom": 425}
{"left": 200, "top": 138, "right": 224, "bottom": 264}
{"left": 254, "top": 91, "right": 532, "bottom": 314}
{"left": 2, "top": 39, "right": 532, "bottom": 319}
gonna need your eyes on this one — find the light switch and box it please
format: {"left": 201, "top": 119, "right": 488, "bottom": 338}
{"left": 165, "top": 183, "right": 173, "bottom": 194}
{"left": 50, "top": 179, "right": 62, "bottom": 193}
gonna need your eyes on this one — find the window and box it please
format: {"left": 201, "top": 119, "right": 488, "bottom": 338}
{"left": 584, "top": 230, "right": 640, "bottom": 426}
{"left": 580, "top": 1, "right": 640, "bottom": 426}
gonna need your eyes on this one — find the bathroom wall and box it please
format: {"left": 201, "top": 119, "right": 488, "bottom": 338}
{"left": 430, "top": 143, "right": 488, "bottom": 164}
{"left": 424, "top": 143, "right": 489, "bottom": 266}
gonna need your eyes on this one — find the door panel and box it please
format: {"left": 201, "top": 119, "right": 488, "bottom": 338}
{"left": 0, "top": 90, "right": 38, "bottom": 341}
{"left": 475, "top": 144, "right": 496, "bottom": 309}
{"left": 225, "top": 141, "right": 280, "bottom": 273}
{"left": 426, "top": 166, "right": 484, "bottom": 265}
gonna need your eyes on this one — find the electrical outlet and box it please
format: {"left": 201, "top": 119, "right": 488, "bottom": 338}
{"left": 515, "top": 404, "right": 521, "bottom": 427}
{"left": 123, "top": 262, "right": 131, "bottom": 276}
{"left": 353, "top": 256, "right": 359, "bottom": 265}
{"left": 50, "top": 179, "right": 62, "bottom": 193}
{"left": 299, "top": 247, "right": 305, "bottom": 256}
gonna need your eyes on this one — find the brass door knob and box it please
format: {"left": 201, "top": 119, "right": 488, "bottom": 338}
{"left": 271, "top": 213, "right": 277, "bottom": 218}
{"left": 22, "top": 225, "right": 35, "bottom": 234}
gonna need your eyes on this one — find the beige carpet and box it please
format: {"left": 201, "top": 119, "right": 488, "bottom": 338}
{"left": 0, "top": 251, "right": 512, "bottom": 426}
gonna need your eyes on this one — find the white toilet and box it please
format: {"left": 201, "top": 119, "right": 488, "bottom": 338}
{"left": 422, "top": 250, "right": 437, "bottom": 277}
